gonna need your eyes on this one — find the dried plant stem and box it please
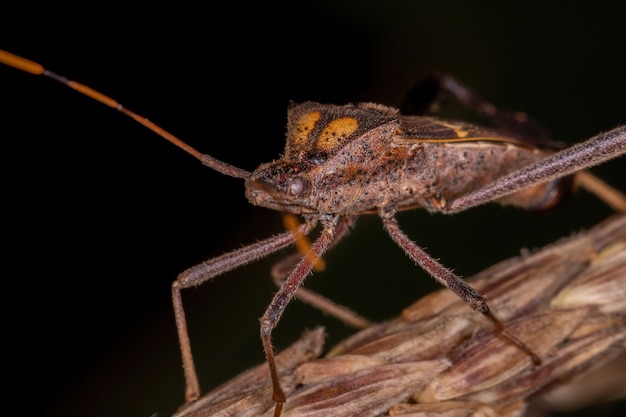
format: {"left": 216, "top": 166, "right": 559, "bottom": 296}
{"left": 174, "top": 214, "right": 626, "bottom": 417}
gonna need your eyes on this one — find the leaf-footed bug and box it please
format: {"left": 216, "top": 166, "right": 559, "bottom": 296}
{"left": 1, "top": 49, "right": 625, "bottom": 417}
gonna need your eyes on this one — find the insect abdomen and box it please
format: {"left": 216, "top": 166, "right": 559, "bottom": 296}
{"left": 405, "top": 141, "right": 569, "bottom": 212}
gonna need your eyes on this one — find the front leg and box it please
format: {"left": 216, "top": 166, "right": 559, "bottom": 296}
{"left": 172, "top": 219, "right": 317, "bottom": 403}
{"left": 272, "top": 216, "right": 371, "bottom": 329}
{"left": 260, "top": 214, "right": 340, "bottom": 416}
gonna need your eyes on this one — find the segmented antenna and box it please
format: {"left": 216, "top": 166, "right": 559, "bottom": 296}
{"left": 0, "top": 49, "right": 250, "bottom": 179}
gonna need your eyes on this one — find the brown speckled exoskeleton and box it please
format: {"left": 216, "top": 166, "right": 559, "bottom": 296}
{"left": 2, "top": 50, "right": 624, "bottom": 417}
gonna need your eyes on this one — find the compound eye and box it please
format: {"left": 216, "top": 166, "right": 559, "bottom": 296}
{"left": 289, "top": 177, "right": 305, "bottom": 196}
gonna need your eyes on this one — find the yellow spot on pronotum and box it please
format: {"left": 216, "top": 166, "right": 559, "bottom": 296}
{"left": 283, "top": 214, "right": 326, "bottom": 271}
{"left": 294, "top": 111, "right": 321, "bottom": 145}
{"left": 317, "top": 117, "right": 358, "bottom": 151}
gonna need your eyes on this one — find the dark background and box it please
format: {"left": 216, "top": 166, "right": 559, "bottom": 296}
{"left": 2, "top": 2, "right": 625, "bottom": 417}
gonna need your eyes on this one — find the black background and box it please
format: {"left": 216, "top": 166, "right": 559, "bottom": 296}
{"left": 2, "top": 2, "right": 625, "bottom": 417}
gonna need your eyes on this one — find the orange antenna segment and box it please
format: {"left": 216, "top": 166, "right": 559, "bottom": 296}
{"left": 0, "top": 49, "right": 44, "bottom": 74}
{"left": 0, "top": 49, "right": 250, "bottom": 179}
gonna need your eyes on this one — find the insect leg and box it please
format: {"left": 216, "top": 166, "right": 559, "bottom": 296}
{"left": 381, "top": 212, "right": 540, "bottom": 365}
{"left": 444, "top": 125, "right": 626, "bottom": 214}
{"left": 574, "top": 170, "right": 626, "bottom": 212}
{"left": 260, "top": 217, "right": 338, "bottom": 416}
{"left": 172, "top": 219, "right": 317, "bottom": 402}
{"left": 283, "top": 214, "right": 327, "bottom": 272}
{"left": 272, "top": 216, "right": 371, "bottom": 329}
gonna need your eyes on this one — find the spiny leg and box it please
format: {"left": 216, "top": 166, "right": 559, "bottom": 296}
{"left": 381, "top": 211, "right": 541, "bottom": 365}
{"left": 272, "top": 216, "right": 371, "bottom": 329}
{"left": 172, "top": 219, "right": 317, "bottom": 402}
{"left": 260, "top": 216, "right": 339, "bottom": 417}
